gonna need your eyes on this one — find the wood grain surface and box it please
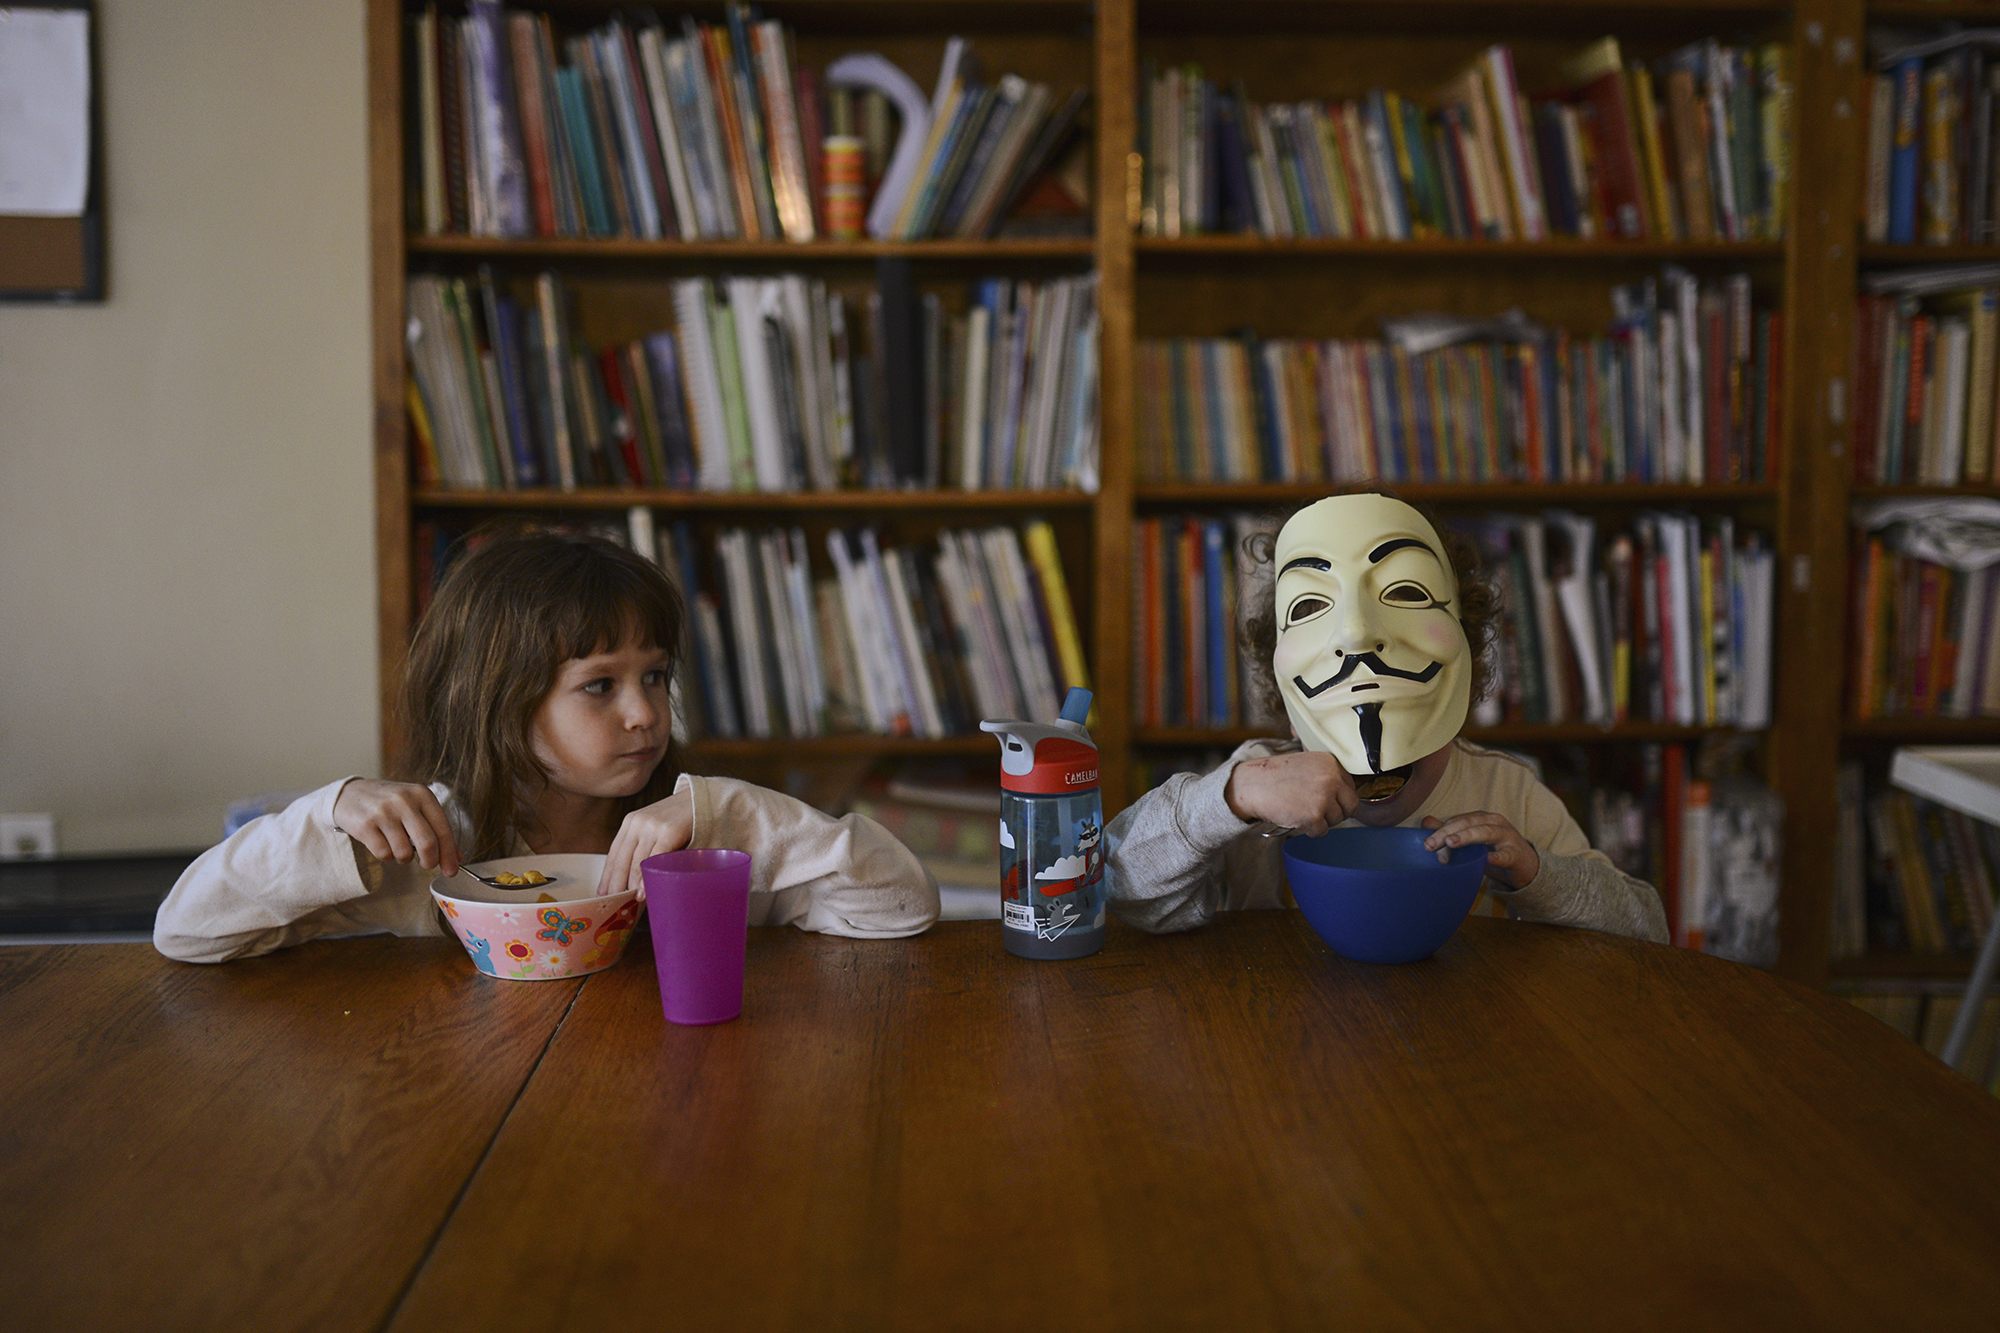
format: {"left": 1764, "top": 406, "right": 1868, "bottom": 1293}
{"left": 0, "top": 939, "right": 578, "bottom": 1333}
{"left": 387, "top": 914, "right": 2000, "bottom": 1331}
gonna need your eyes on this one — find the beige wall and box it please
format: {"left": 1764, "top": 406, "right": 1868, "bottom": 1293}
{"left": 0, "top": 1, "right": 375, "bottom": 853}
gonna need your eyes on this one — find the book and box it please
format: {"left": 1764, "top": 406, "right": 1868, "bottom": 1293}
{"left": 1563, "top": 38, "right": 1647, "bottom": 239}
{"left": 1890, "top": 54, "right": 1924, "bottom": 244}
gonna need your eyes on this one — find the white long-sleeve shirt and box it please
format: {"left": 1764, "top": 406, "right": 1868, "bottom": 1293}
{"left": 154, "top": 772, "right": 939, "bottom": 963}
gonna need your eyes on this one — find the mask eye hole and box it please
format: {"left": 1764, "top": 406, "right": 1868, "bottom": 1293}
{"left": 1286, "top": 596, "right": 1330, "bottom": 626}
{"left": 1380, "top": 581, "right": 1440, "bottom": 608}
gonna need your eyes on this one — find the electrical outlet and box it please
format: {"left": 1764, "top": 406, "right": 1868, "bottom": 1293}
{"left": 0, "top": 814, "right": 57, "bottom": 861}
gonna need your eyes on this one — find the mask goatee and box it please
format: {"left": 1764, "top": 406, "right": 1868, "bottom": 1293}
{"left": 1354, "top": 702, "right": 1384, "bottom": 774}
{"left": 1349, "top": 701, "right": 1411, "bottom": 801}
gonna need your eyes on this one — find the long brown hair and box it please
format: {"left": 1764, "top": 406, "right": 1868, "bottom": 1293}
{"left": 1240, "top": 494, "right": 1499, "bottom": 723}
{"left": 396, "top": 526, "right": 687, "bottom": 860}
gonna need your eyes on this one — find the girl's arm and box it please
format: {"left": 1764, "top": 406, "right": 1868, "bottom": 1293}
{"left": 676, "top": 774, "right": 939, "bottom": 938}
{"left": 1105, "top": 739, "right": 1292, "bottom": 933}
{"left": 152, "top": 779, "right": 448, "bottom": 963}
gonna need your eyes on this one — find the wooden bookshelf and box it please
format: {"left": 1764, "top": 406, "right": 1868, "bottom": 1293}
{"left": 1844, "top": 718, "right": 2000, "bottom": 742}
{"left": 688, "top": 735, "right": 998, "bottom": 759}
{"left": 1136, "top": 237, "right": 1787, "bottom": 260}
{"left": 412, "top": 487, "right": 1098, "bottom": 512}
{"left": 408, "top": 236, "right": 1098, "bottom": 260}
{"left": 1861, "top": 244, "right": 2000, "bottom": 263}
{"left": 367, "top": 0, "right": 1920, "bottom": 993}
{"left": 1134, "top": 482, "right": 1781, "bottom": 505}
{"left": 1137, "top": 723, "right": 1754, "bottom": 747}
{"left": 1826, "top": 0, "right": 2000, "bottom": 986}
{"left": 1829, "top": 953, "right": 1977, "bottom": 981}
{"left": 1865, "top": 0, "right": 2000, "bottom": 19}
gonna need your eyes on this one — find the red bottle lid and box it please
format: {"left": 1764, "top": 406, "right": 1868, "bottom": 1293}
{"left": 1003, "top": 736, "right": 1100, "bottom": 795}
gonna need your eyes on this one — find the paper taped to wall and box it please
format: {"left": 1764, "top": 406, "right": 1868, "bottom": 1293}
{"left": 0, "top": 8, "right": 91, "bottom": 216}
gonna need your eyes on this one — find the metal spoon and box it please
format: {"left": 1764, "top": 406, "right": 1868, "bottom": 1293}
{"left": 448, "top": 868, "right": 559, "bottom": 889}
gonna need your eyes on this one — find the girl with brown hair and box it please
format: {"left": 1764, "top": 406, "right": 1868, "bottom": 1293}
{"left": 155, "top": 530, "right": 937, "bottom": 963}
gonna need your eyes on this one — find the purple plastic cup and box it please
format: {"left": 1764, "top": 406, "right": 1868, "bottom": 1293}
{"left": 642, "top": 849, "right": 753, "bottom": 1025}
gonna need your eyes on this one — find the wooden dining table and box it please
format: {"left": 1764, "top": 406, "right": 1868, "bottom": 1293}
{"left": 8, "top": 911, "right": 2000, "bottom": 1331}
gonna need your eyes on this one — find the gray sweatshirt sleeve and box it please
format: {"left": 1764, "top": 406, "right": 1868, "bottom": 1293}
{"left": 1105, "top": 741, "right": 1285, "bottom": 933}
{"left": 1491, "top": 848, "right": 1669, "bottom": 944}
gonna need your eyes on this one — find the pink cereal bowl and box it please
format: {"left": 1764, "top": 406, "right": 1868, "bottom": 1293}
{"left": 431, "top": 854, "right": 643, "bottom": 981}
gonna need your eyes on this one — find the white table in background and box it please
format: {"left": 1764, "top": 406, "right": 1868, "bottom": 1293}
{"left": 1889, "top": 746, "right": 2000, "bottom": 1071}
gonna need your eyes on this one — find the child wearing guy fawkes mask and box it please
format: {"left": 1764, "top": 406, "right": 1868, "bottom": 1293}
{"left": 1105, "top": 494, "right": 1666, "bottom": 943}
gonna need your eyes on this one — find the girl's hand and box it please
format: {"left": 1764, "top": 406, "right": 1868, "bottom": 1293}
{"left": 331, "top": 778, "right": 461, "bottom": 877}
{"left": 1422, "top": 812, "right": 1540, "bottom": 890}
{"left": 598, "top": 790, "right": 696, "bottom": 898}
{"left": 1224, "top": 751, "right": 1358, "bottom": 836}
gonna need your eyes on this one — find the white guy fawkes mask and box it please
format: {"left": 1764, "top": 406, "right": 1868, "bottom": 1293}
{"left": 1273, "top": 495, "right": 1471, "bottom": 789}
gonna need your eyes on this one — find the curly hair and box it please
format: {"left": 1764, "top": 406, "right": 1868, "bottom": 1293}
{"left": 1239, "top": 494, "right": 1499, "bottom": 725}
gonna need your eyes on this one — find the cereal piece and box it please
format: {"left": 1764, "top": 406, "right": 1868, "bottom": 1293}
{"left": 493, "top": 872, "right": 523, "bottom": 886}
{"left": 521, "top": 870, "right": 549, "bottom": 886}
{"left": 536, "top": 893, "right": 557, "bottom": 903}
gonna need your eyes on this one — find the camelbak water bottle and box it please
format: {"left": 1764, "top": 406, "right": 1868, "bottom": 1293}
{"left": 980, "top": 687, "right": 1106, "bottom": 960}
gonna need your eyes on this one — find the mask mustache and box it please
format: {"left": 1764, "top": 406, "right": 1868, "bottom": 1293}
{"left": 1293, "top": 652, "right": 1443, "bottom": 699}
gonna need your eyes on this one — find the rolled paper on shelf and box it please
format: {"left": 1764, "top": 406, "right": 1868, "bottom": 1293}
{"left": 823, "top": 135, "right": 865, "bottom": 241}
{"left": 823, "top": 53, "right": 931, "bottom": 241}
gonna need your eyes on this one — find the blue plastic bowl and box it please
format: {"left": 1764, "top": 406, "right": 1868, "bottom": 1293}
{"left": 1281, "top": 827, "right": 1490, "bottom": 964}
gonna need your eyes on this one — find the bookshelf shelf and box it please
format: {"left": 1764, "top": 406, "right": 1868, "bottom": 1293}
{"left": 1135, "top": 237, "right": 1786, "bottom": 262}
{"left": 412, "top": 487, "right": 1098, "bottom": 512}
{"left": 1843, "top": 718, "right": 2000, "bottom": 741}
{"left": 1864, "top": 2, "right": 2000, "bottom": 19}
{"left": 407, "top": 236, "right": 1097, "bottom": 262}
{"left": 1134, "top": 723, "right": 1759, "bottom": 747}
{"left": 687, "top": 735, "right": 999, "bottom": 759}
{"left": 1827, "top": 953, "right": 1977, "bottom": 981}
{"left": 1467, "top": 723, "right": 1763, "bottom": 744}
{"left": 1140, "top": 0, "right": 1793, "bottom": 33}
{"left": 1134, "top": 482, "right": 1781, "bottom": 506}
{"left": 1850, "top": 484, "right": 2000, "bottom": 500}
{"left": 1859, "top": 243, "right": 2000, "bottom": 264}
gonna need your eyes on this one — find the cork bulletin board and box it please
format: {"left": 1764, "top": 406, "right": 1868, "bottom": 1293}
{"left": 0, "top": 2, "right": 104, "bottom": 301}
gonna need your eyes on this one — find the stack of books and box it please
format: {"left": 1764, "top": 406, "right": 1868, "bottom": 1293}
{"left": 406, "top": 268, "right": 1099, "bottom": 492}
{"left": 865, "top": 38, "right": 1089, "bottom": 242}
{"left": 1839, "top": 763, "right": 2000, "bottom": 955}
{"left": 1852, "top": 263, "right": 2000, "bottom": 484}
{"left": 668, "top": 518, "right": 1088, "bottom": 741}
{"left": 1601, "top": 762, "right": 1781, "bottom": 962}
{"left": 1139, "top": 37, "right": 1790, "bottom": 243}
{"left": 407, "top": 2, "right": 1086, "bottom": 242}
{"left": 1864, "top": 29, "right": 2000, "bottom": 246}
{"left": 1129, "top": 514, "right": 1280, "bottom": 731}
{"left": 1136, "top": 270, "right": 1780, "bottom": 485}
{"left": 1464, "top": 512, "right": 1774, "bottom": 729}
{"left": 1850, "top": 531, "right": 2000, "bottom": 719}
{"left": 1131, "top": 511, "right": 1774, "bottom": 732}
